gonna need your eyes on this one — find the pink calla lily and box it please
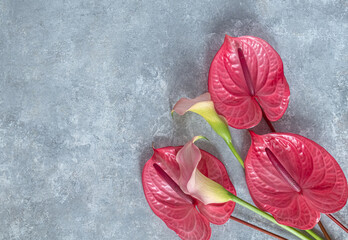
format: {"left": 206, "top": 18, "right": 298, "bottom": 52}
{"left": 172, "top": 93, "right": 231, "bottom": 146}
{"left": 172, "top": 93, "right": 244, "bottom": 167}
{"left": 245, "top": 131, "right": 348, "bottom": 230}
{"left": 142, "top": 137, "right": 236, "bottom": 240}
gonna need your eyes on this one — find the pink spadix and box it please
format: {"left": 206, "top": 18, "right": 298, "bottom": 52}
{"left": 153, "top": 163, "right": 194, "bottom": 204}
{"left": 237, "top": 48, "right": 255, "bottom": 96}
{"left": 265, "top": 148, "right": 302, "bottom": 193}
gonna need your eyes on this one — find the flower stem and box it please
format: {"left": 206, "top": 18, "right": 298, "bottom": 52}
{"left": 230, "top": 216, "right": 286, "bottom": 240}
{"left": 326, "top": 214, "right": 348, "bottom": 233}
{"left": 262, "top": 109, "right": 276, "bottom": 132}
{"left": 228, "top": 193, "right": 322, "bottom": 240}
{"left": 225, "top": 140, "right": 244, "bottom": 168}
{"left": 318, "top": 221, "right": 331, "bottom": 240}
{"left": 306, "top": 229, "right": 322, "bottom": 240}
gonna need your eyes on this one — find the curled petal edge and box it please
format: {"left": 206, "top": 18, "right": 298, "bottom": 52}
{"left": 176, "top": 136, "right": 233, "bottom": 205}
{"left": 172, "top": 93, "right": 232, "bottom": 144}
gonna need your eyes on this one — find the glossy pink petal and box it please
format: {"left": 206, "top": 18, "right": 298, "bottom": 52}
{"left": 142, "top": 147, "right": 211, "bottom": 240}
{"left": 143, "top": 143, "right": 236, "bottom": 239}
{"left": 245, "top": 132, "right": 348, "bottom": 229}
{"left": 152, "top": 147, "right": 181, "bottom": 183}
{"left": 208, "top": 35, "right": 290, "bottom": 129}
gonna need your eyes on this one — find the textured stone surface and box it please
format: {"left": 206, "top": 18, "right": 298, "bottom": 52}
{"left": 0, "top": 0, "right": 347, "bottom": 239}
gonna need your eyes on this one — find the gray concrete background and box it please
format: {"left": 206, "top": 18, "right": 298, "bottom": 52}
{"left": 0, "top": 0, "right": 347, "bottom": 239}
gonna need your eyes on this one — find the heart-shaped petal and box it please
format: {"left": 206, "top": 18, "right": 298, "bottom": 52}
{"left": 245, "top": 132, "right": 348, "bottom": 229}
{"left": 143, "top": 141, "right": 236, "bottom": 238}
{"left": 208, "top": 35, "right": 290, "bottom": 129}
{"left": 143, "top": 154, "right": 211, "bottom": 240}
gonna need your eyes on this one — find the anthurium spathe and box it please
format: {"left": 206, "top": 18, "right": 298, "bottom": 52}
{"left": 245, "top": 131, "right": 348, "bottom": 230}
{"left": 172, "top": 93, "right": 244, "bottom": 167}
{"left": 142, "top": 136, "right": 236, "bottom": 240}
{"left": 208, "top": 35, "right": 290, "bottom": 129}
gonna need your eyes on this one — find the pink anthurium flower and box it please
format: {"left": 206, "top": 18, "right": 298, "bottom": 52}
{"left": 208, "top": 35, "right": 290, "bottom": 129}
{"left": 142, "top": 136, "right": 236, "bottom": 240}
{"left": 245, "top": 131, "right": 348, "bottom": 230}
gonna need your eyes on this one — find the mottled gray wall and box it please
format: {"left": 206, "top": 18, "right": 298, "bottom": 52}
{"left": 0, "top": 0, "right": 347, "bottom": 239}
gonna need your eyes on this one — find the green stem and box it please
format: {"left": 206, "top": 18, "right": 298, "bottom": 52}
{"left": 228, "top": 193, "right": 322, "bottom": 240}
{"left": 225, "top": 140, "right": 244, "bottom": 168}
{"left": 305, "top": 230, "right": 322, "bottom": 240}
